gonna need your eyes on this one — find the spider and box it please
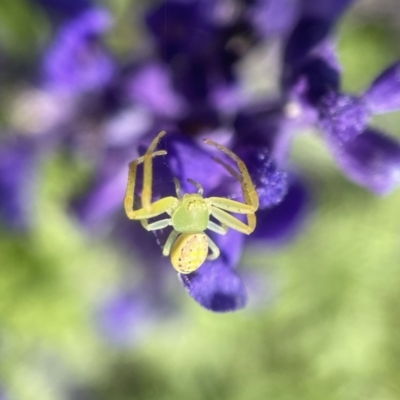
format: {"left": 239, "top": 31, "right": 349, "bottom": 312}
{"left": 124, "top": 131, "right": 259, "bottom": 274}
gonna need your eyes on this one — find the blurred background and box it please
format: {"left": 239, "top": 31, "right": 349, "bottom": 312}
{"left": 1, "top": 0, "right": 400, "bottom": 399}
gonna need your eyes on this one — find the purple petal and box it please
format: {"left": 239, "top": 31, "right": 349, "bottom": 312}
{"left": 282, "top": 0, "right": 352, "bottom": 85}
{"left": 329, "top": 128, "right": 400, "bottom": 195}
{"left": 238, "top": 146, "right": 288, "bottom": 209}
{"left": 284, "top": 46, "right": 341, "bottom": 103}
{"left": 96, "top": 291, "right": 152, "bottom": 345}
{"left": 285, "top": 0, "right": 354, "bottom": 63}
{"left": 233, "top": 100, "right": 306, "bottom": 166}
{"left": 233, "top": 100, "right": 287, "bottom": 151}
{"left": 41, "top": 7, "right": 114, "bottom": 94}
{"left": 318, "top": 93, "right": 369, "bottom": 144}
{"left": 71, "top": 166, "right": 127, "bottom": 229}
{"left": 364, "top": 60, "right": 400, "bottom": 114}
{"left": 283, "top": 17, "right": 332, "bottom": 76}
{"left": 251, "top": 173, "right": 311, "bottom": 244}
{"left": 145, "top": 0, "right": 213, "bottom": 62}
{"left": 126, "top": 62, "right": 185, "bottom": 118}
{"left": 71, "top": 143, "right": 139, "bottom": 229}
{"left": 0, "top": 138, "right": 36, "bottom": 230}
{"left": 249, "top": 0, "right": 299, "bottom": 38}
{"left": 282, "top": 0, "right": 346, "bottom": 93}
{"left": 300, "top": 0, "right": 355, "bottom": 22}
{"left": 179, "top": 258, "right": 247, "bottom": 312}
{"left": 30, "top": 0, "right": 92, "bottom": 19}
{"left": 163, "top": 133, "right": 226, "bottom": 194}
{"left": 210, "top": 225, "right": 245, "bottom": 270}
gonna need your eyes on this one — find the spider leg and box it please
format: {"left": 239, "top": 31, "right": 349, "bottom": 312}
{"left": 209, "top": 205, "right": 254, "bottom": 235}
{"left": 207, "top": 220, "right": 227, "bottom": 235}
{"left": 162, "top": 230, "right": 180, "bottom": 256}
{"left": 206, "top": 196, "right": 256, "bottom": 233}
{"left": 187, "top": 178, "right": 204, "bottom": 195}
{"left": 141, "top": 218, "right": 171, "bottom": 231}
{"left": 206, "top": 197, "right": 255, "bottom": 214}
{"left": 173, "top": 178, "right": 183, "bottom": 199}
{"left": 210, "top": 155, "right": 241, "bottom": 182}
{"left": 124, "top": 131, "right": 179, "bottom": 220}
{"left": 205, "top": 234, "right": 220, "bottom": 260}
{"left": 124, "top": 150, "right": 168, "bottom": 216}
{"left": 203, "top": 139, "right": 259, "bottom": 210}
{"left": 142, "top": 131, "right": 167, "bottom": 210}
{"left": 203, "top": 139, "right": 259, "bottom": 233}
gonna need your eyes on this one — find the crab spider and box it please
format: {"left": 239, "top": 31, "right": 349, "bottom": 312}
{"left": 124, "top": 131, "right": 259, "bottom": 274}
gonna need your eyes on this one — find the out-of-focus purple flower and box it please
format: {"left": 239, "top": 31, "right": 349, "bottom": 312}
{"left": 252, "top": 174, "right": 310, "bottom": 243}
{"left": 95, "top": 216, "right": 176, "bottom": 344}
{"left": 125, "top": 61, "right": 186, "bottom": 118}
{"left": 250, "top": 0, "right": 299, "bottom": 38}
{"left": 318, "top": 93, "right": 368, "bottom": 144}
{"left": 71, "top": 136, "right": 142, "bottom": 230}
{"left": 145, "top": 0, "right": 213, "bottom": 63}
{"left": 41, "top": 7, "right": 115, "bottom": 94}
{"left": 236, "top": 146, "right": 288, "bottom": 209}
{"left": 97, "top": 290, "right": 155, "bottom": 345}
{"left": 283, "top": 0, "right": 354, "bottom": 80}
{"left": 0, "top": 387, "right": 8, "bottom": 400}
{"left": 329, "top": 128, "right": 400, "bottom": 195}
{"left": 364, "top": 60, "right": 400, "bottom": 114}
{"left": 233, "top": 100, "right": 292, "bottom": 162}
{"left": 281, "top": 5, "right": 400, "bottom": 195}
{"left": 180, "top": 254, "right": 248, "bottom": 312}
{"left": 144, "top": 0, "right": 266, "bottom": 116}
{"left": 29, "top": 0, "right": 92, "bottom": 20}
{"left": 0, "top": 137, "right": 37, "bottom": 230}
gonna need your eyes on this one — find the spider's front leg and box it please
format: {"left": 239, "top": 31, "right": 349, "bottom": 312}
{"left": 124, "top": 131, "right": 179, "bottom": 221}
{"left": 203, "top": 139, "right": 259, "bottom": 211}
{"left": 207, "top": 200, "right": 256, "bottom": 235}
{"left": 203, "top": 139, "right": 259, "bottom": 233}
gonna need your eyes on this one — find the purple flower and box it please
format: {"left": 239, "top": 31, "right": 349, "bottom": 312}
{"left": 281, "top": 6, "right": 400, "bottom": 195}
{"left": 0, "top": 137, "right": 37, "bottom": 230}
{"left": 125, "top": 61, "right": 185, "bottom": 118}
{"left": 180, "top": 253, "right": 248, "bottom": 312}
{"left": 364, "top": 60, "right": 400, "bottom": 114}
{"left": 145, "top": 0, "right": 214, "bottom": 63}
{"left": 318, "top": 92, "right": 369, "bottom": 144}
{"left": 283, "top": 0, "right": 354, "bottom": 80}
{"left": 235, "top": 146, "right": 288, "bottom": 209}
{"left": 232, "top": 101, "right": 311, "bottom": 243}
{"left": 73, "top": 130, "right": 291, "bottom": 312}
{"left": 249, "top": 0, "right": 299, "bottom": 39}
{"left": 144, "top": 0, "right": 265, "bottom": 115}
{"left": 41, "top": 7, "right": 115, "bottom": 94}
{"left": 252, "top": 173, "right": 311, "bottom": 243}
{"left": 97, "top": 290, "right": 156, "bottom": 345}
{"left": 329, "top": 128, "right": 400, "bottom": 195}
{"left": 29, "top": 0, "right": 92, "bottom": 20}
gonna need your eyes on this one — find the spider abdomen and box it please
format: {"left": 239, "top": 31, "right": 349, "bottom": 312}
{"left": 170, "top": 233, "right": 209, "bottom": 274}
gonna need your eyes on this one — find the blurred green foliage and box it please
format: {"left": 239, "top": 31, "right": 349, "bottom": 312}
{"left": 1, "top": 2, "right": 400, "bottom": 400}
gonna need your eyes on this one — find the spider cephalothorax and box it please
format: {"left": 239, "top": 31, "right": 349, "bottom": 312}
{"left": 124, "top": 131, "right": 259, "bottom": 274}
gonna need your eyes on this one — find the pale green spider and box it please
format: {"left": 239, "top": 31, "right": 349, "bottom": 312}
{"left": 124, "top": 131, "right": 259, "bottom": 274}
